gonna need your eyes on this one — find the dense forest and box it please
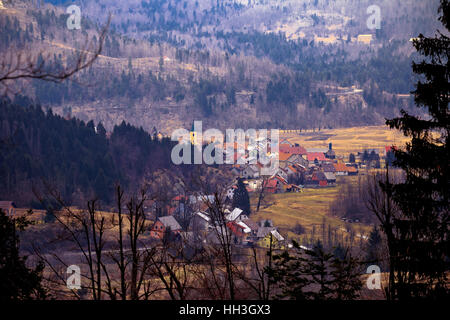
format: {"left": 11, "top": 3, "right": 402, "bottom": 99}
{"left": 0, "top": 97, "right": 175, "bottom": 206}
{"left": 0, "top": 0, "right": 431, "bottom": 133}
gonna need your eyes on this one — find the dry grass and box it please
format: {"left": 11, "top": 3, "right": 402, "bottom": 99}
{"left": 281, "top": 125, "right": 410, "bottom": 158}
{"left": 250, "top": 176, "right": 372, "bottom": 243}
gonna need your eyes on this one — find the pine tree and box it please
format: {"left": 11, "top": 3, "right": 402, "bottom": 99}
{"left": 384, "top": 0, "right": 450, "bottom": 299}
{"left": 232, "top": 178, "right": 251, "bottom": 215}
{"left": 349, "top": 153, "right": 356, "bottom": 163}
{"left": 0, "top": 210, "right": 47, "bottom": 300}
{"left": 365, "top": 227, "right": 382, "bottom": 264}
{"left": 267, "top": 241, "right": 362, "bottom": 300}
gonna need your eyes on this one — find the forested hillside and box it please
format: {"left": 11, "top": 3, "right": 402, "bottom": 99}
{"left": 0, "top": 97, "right": 175, "bottom": 206}
{"left": 0, "top": 0, "right": 440, "bottom": 133}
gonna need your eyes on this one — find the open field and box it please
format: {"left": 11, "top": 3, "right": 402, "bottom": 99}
{"left": 250, "top": 176, "right": 372, "bottom": 244}
{"left": 281, "top": 125, "right": 410, "bottom": 158}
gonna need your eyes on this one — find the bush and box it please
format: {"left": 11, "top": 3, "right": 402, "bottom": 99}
{"left": 293, "top": 223, "right": 306, "bottom": 235}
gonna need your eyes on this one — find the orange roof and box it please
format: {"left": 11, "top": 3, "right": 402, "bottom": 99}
{"left": 287, "top": 165, "right": 297, "bottom": 173}
{"left": 333, "top": 163, "right": 357, "bottom": 172}
{"left": 279, "top": 152, "right": 293, "bottom": 161}
{"left": 307, "top": 152, "right": 326, "bottom": 161}
{"left": 279, "top": 144, "right": 307, "bottom": 155}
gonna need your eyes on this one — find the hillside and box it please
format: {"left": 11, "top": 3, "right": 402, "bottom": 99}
{"left": 0, "top": 0, "right": 441, "bottom": 133}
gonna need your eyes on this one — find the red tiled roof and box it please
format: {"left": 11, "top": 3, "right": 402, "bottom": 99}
{"left": 333, "top": 163, "right": 357, "bottom": 172}
{"left": 264, "top": 179, "right": 278, "bottom": 189}
{"left": 307, "top": 152, "right": 326, "bottom": 161}
{"left": 279, "top": 152, "right": 293, "bottom": 161}
{"left": 279, "top": 144, "right": 307, "bottom": 155}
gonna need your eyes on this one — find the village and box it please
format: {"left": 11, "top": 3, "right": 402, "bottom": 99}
{"left": 0, "top": 132, "right": 393, "bottom": 256}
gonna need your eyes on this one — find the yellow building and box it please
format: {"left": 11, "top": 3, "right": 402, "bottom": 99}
{"left": 357, "top": 34, "right": 373, "bottom": 45}
{"left": 258, "top": 229, "right": 286, "bottom": 249}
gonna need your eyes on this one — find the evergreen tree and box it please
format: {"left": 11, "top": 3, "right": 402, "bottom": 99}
{"left": 267, "top": 241, "right": 362, "bottom": 300}
{"left": 302, "top": 242, "right": 334, "bottom": 300}
{"left": 349, "top": 153, "right": 356, "bottom": 163}
{"left": 384, "top": 0, "right": 450, "bottom": 299}
{"left": 0, "top": 210, "right": 47, "bottom": 300}
{"left": 232, "top": 178, "right": 250, "bottom": 215}
{"left": 365, "top": 227, "right": 382, "bottom": 264}
{"left": 330, "top": 249, "right": 362, "bottom": 300}
{"left": 267, "top": 241, "right": 310, "bottom": 300}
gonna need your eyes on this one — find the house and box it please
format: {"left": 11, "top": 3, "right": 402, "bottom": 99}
{"left": 321, "top": 163, "right": 336, "bottom": 173}
{"left": 242, "top": 164, "right": 260, "bottom": 179}
{"left": 227, "top": 221, "right": 247, "bottom": 239}
{"left": 311, "top": 171, "right": 328, "bottom": 186}
{"left": 307, "top": 152, "right": 327, "bottom": 163}
{"left": 333, "top": 162, "right": 358, "bottom": 176}
{"left": 264, "top": 175, "right": 288, "bottom": 193}
{"left": 284, "top": 184, "right": 303, "bottom": 193}
{"left": 275, "top": 167, "right": 289, "bottom": 181}
{"left": 324, "top": 172, "right": 337, "bottom": 184}
{"left": 257, "top": 228, "right": 285, "bottom": 249}
{"left": 280, "top": 139, "right": 293, "bottom": 147}
{"left": 227, "top": 220, "right": 253, "bottom": 243}
{"left": 0, "top": 201, "right": 17, "bottom": 217}
{"left": 279, "top": 152, "right": 306, "bottom": 168}
{"left": 279, "top": 144, "right": 307, "bottom": 155}
{"left": 150, "top": 216, "right": 182, "bottom": 239}
{"left": 357, "top": 34, "right": 373, "bottom": 44}
{"left": 225, "top": 207, "right": 244, "bottom": 222}
{"left": 285, "top": 165, "right": 298, "bottom": 176}
{"left": 241, "top": 219, "right": 259, "bottom": 237}
{"left": 263, "top": 179, "right": 278, "bottom": 194}
{"left": 246, "top": 179, "right": 262, "bottom": 191}
{"left": 189, "top": 211, "right": 211, "bottom": 235}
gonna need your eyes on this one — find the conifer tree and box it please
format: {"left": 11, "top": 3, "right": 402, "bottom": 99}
{"left": 0, "top": 210, "right": 47, "bottom": 300}
{"left": 384, "top": 0, "right": 449, "bottom": 299}
{"left": 232, "top": 178, "right": 251, "bottom": 215}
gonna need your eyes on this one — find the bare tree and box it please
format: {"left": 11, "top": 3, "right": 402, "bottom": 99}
{"left": 362, "top": 168, "right": 403, "bottom": 300}
{"left": 33, "top": 184, "right": 160, "bottom": 300}
{"left": 235, "top": 235, "right": 274, "bottom": 300}
{"left": 256, "top": 176, "right": 269, "bottom": 212}
{"left": 0, "top": 14, "right": 110, "bottom": 95}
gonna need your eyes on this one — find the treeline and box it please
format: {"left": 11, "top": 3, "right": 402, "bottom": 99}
{"left": 33, "top": 62, "right": 186, "bottom": 104}
{"left": 218, "top": 31, "right": 415, "bottom": 94}
{"left": 0, "top": 97, "right": 176, "bottom": 206}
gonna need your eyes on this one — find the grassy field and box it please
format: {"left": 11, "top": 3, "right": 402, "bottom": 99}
{"left": 281, "top": 125, "right": 410, "bottom": 158}
{"left": 250, "top": 176, "right": 372, "bottom": 245}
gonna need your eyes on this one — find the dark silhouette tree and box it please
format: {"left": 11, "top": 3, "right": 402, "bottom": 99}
{"left": 268, "top": 241, "right": 362, "bottom": 300}
{"left": 365, "top": 227, "right": 382, "bottom": 264}
{"left": 232, "top": 178, "right": 250, "bottom": 215}
{"left": 349, "top": 153, "right": 356, "bottom": 163}
{"left": 384, "top": 0, "right": 450, "bottom": 299}
{"left": 0, "top": 209, "right": 47, "bottom": 300}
